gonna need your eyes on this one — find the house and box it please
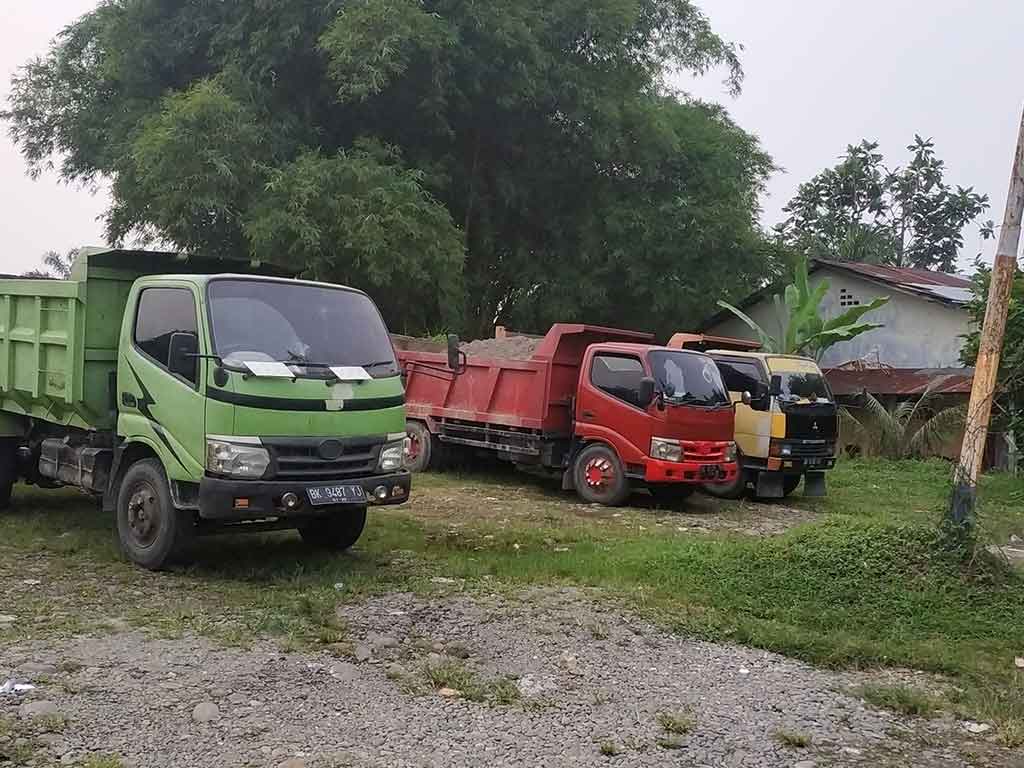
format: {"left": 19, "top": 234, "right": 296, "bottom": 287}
{"left": 698, "top": 259, "right": 976, "bottom": 396}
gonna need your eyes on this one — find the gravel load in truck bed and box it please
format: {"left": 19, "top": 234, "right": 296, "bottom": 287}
{"left": 458, "top": 335, "right": 543, "bottom": 361}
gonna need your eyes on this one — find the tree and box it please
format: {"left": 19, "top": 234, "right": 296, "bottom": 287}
{"left": 961, "top": 261, "right": 1024, "bottom": 448}
{"left": 840, "top": 386, "right": 966, "bottom": 459}
{"left": 779, "top": 137, "right": 992, "bottom": 272}
{"left": 22, "top": 248, "right": 77, "bottom": 279}
{"left": 717, "top": 254, "right": 889, "bottom": 361}
{"left": 4, "top": 0, "right": 772, "bottom": 337}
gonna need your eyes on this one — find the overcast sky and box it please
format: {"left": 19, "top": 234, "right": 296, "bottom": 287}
{"left": 2, "top": 0, "right": 1022, "bottom": 275}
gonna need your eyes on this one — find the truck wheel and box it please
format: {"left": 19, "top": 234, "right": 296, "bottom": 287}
{"left": 782, "top": 475, "right": 802, "bottom": 497}
{"left": 116, "top": 459, "right": 195, "bottom": 571}
{"left": 404, "top": 421, "right": 434, "bottom": 473}
{"left": 573, "top": 444, "right": 630, "bottom": 506}
{"left": 0, "top": 438, "right": 16, "bottom": 511}
{"left": 298, "top": 508, "right": 367, "bottom": 550}
{"left": 649, "top": 484, "right": 695, "bottom": 507}
{"left": 703, "top": 449, "right": 748, "bottom": 500}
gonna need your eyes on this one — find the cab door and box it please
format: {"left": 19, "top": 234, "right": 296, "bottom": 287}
{"left": 713, "top": 356, "right": 770, "bottom": 459}
{"left": 118, "top": 283, "right": 208, "bottom": 482}
{"left": 574, "top": 350, "right": 652, "bottom": 466}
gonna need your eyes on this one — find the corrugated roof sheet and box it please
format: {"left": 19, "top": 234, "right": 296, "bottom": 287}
{"left": 816, "top": 260, "right": 972, "bottom": 288}
{"left": 825, "top": 367, "right": 974, "bottom": 396}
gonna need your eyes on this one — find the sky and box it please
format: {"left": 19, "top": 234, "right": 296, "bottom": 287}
{"left": 2, "top": 0, "right": 1022, "bottom": 275}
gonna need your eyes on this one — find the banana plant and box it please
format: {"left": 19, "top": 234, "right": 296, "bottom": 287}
{"left": 717, "top": 255, "right": 889, "bottom": 361}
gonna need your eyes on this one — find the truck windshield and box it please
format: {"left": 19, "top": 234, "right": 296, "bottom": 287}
{"left": 775, "top": 371, "right": 831, "bottom": 402}
{"left": 207, "top": 279, "right": 397, "bottom": 378}
{"left": 648, "top": 351, "right": 729, "bottom": 407}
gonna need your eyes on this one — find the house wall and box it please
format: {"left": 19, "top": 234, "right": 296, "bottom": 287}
{"left": 705, "top": 268, "right": 972, "bottom": 368}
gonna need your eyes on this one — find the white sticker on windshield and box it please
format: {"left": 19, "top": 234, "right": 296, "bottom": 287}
{"left": 329, "top": 366, "right": 372, "bottom": 382}
{"left": 243, "top": 361, "right": 294, "bottom": 378}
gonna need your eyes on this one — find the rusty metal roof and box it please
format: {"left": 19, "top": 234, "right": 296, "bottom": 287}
{"left": 813, "top": 260, "right": 974, "bottom": 305}
{"left": 825, "top": 367, "right": 974, "bottom": 396}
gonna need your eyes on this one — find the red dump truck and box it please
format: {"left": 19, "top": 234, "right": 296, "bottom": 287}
{"left": 395, "top": 324, "right": 740, "bottom": 505}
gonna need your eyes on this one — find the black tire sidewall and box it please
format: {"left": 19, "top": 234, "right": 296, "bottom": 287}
{"left": 573, "top": 444, "right": 630, "bottom": 506}
{"left": 0, "top": 438, "right": 16, "bottom": 510}
{"left": 299, "top": 507, "right": 367, "bottom": 550}
{"left": 404, "top": 421, "right": 433, "bottom": 473}
{"left": 116, "top": 459, "right": 191, "bottom": 570}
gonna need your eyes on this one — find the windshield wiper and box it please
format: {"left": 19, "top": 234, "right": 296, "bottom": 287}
{"left": 359, "top": 359, "right": 397, "bottom": 370}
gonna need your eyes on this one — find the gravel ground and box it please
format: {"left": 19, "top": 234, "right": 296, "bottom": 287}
{"left": 0, "top": 588, "right": 1001, "bottom": 768}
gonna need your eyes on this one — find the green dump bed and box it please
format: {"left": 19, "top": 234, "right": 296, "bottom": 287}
{"left": 1, "top": 248, "right": 295, "bottom": 433}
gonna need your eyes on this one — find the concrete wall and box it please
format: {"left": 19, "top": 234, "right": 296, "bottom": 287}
{"left": 706, "top": 268, "right": 972, "bottom": 368}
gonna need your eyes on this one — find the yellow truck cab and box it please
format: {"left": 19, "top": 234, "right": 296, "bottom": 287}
{"left": 668, "top": 335, "right": 837, "bottom": 499}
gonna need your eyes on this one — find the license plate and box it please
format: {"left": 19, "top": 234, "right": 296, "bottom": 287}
{"left": 699, "top": 464, "right": 722, "bottom": 480}
{"left": 307, "top": 484, "right": 366, "bottom": 506}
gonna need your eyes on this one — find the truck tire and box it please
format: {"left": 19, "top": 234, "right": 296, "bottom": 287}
{"left": 0, "top": 438, "right": 16, "bottom": 511}
{"left": 404, "top": 421, "right": 435, "bottom": 473}
{"left": 573, "top": 444, "right": 630, "bottom": 506}
{"left": 116, "top": 459, "right": 195, "bottom": 571}
{"left": 782, "top": 475, "right": 802, "bottom": 497}
{"left": 649, "top": 484, "right": 695, "bottom": 507}
{"left": 703, "top": 449, "right": 748, "bottom": 500}
{"left": 298, "top": 508, "right": 367, "bottom": 551}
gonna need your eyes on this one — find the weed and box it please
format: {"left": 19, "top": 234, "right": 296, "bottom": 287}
{"left": 857, "top": 684, "right": 941, "bottom": 717}
{"left": 587, "top": 621, "right": 609, "bottom": 640}
{"left": 489, "top": 677, "right": 521, "bottom": 706}
{"left": 36, "top": 713, "right": 67, "bottom": 732}
{"left": 772, "top": 728, "right": 811, "bottom": 748}
{"left": 598, "top": 741, "right": 621, "bottom": 756}
{"left": 81, "top": 756, "right": 125, "bottom": 768}
{"left": 657, "top": 710, "right": 695, "bottom": 735}
{"left": 423, "top": 660, "right": 486, "bottom": 701}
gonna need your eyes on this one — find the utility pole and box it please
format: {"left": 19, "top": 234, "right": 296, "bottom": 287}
{"left": 950, "top": 107, "right": 1024, "bottom": 525}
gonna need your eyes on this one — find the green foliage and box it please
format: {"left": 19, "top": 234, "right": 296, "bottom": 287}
{"left": 779, "top": 137, "right": 992, "bottom": 272}
{"left": 841, "top": 385, "right": 967, "bottom": 459}
{"left": 3, "top": 0, "right": 772, "bottom": 336}
{"left": 856, "top": 684, "right": 941, "bottom": 717}
{"left": 717, "top": 254, "right": 889, "bottom": 359}
{"left": 22, "top": 248, "right": 77, "bottom": 279}
{"left": 961, "top": 262, "right": 1024, "bottom": 447}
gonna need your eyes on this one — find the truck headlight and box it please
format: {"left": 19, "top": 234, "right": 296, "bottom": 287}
{"left": 206, "top": 437, "right": 270, "bottom": 479}
{"left": 378, "top": 440, "right": 406, "bottom": 472}
{"left": 650, "top": 437, "right": 682, "bottom": 463}
{"left": 769, "top": 440, "right": 793, "bottom": 458}
{"left": 724, "top": 442, "right": 737, "bottom": 462}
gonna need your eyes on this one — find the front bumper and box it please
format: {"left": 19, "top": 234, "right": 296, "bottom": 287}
{"left": 644, "top": 458, "right": 738, "bottom": 485}
{"left": 760, "top": 456, "right": 836, "bottom": 473}
{"left": 198, "top": 470, "right": 411, "bottom": 521}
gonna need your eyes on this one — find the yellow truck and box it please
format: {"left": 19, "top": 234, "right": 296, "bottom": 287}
{"left": 668, "top": 335, "right": 837, "bottom": 499}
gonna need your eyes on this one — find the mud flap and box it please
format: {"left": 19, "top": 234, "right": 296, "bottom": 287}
{"left": 755, "top": 471, "right": 784, "bottom": 499}
{"left": 803, "top": 471, "right": 827, "bottom": 498}
{"left": 562, "top": 468, "right": 575, "bottom": 491}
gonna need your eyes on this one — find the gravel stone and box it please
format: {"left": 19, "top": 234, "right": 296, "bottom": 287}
{"left": 19, "top": 700, "right": 60, "bottom": 719}
{"left": 353, "top": 644, "right": 373, "bottom": 663}
{"left": 191, "top": 701, "right": 220, "bottom": 723}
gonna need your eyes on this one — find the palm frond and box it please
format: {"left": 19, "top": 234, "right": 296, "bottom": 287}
{"left": 905, "top": 404, "right": 967, "bottom": 456}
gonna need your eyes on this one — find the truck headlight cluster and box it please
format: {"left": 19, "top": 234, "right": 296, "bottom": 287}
{"left": 724, "top": 442, "right": 738, "bottom": 462}
{"left": 650, "top": 437, "right": 682, "bottom": 463}
{"left": 378, "top": 440, "right": 406, "bottom": 471}
{"left": 206, "top": 437, "right": 270, "bottom": 479}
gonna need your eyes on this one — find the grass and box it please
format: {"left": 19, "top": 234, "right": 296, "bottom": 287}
{"left": 656, "top": 710, "right": 695, "bottom": 735}
{"left": 857, "top": 684, "right": 942, "bottom": 717}
{"left": 2, "top": 458, "right": 1023, "bottom": 744}
{"left": 80, "top": 757, "right": 125, "bottom": 768}
{"left": 772, "top": 728, "right": 812, "bottom": 748}
{"left": 598, "top": 741, "right": 621, "bottom": 756}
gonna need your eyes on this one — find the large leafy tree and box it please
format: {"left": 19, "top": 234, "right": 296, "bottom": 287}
{"left": 961, "top": 262, "right": 1024, "bottom": 447}
{"left": 4, "top": 0, "right": 772, "bottom": 337}
{"left": 779, "top": 137, "right": 992, "bottom": 272}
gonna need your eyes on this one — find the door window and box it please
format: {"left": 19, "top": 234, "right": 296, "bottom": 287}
{"left": 591, "top": 355, "right": 645, "bottom": 407}
{"left": 134, "top": 288, "right": 199, "bottom": 384}
{"left": 715, "top": 359, "right": 765, "bottom": 394}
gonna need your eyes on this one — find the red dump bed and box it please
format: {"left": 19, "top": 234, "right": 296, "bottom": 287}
{"left": 397, "top": 324, "right": 653, "bottom": 434}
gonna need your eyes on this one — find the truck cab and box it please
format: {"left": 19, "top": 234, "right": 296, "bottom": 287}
{"left": 697, "top": 349, "right": 837, "bottom": 498}
{"left": 0, "top": 249, "right": 410, "bottom": 569}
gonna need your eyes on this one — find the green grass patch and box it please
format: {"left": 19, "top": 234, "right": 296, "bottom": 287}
{"left": 857, "top": 684, "right": 942, "bottom": 717}
{"left": 656, "top": 710, "right": 694, "bottom": 735}
{"left": 772, "top": 728, "right": 811, "bottom": 748}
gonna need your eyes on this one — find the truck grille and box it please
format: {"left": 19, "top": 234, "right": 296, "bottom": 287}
{"left": 783, "top": 440, "right": 834, "bottom": 458}
{"left": 264, "top": 437, "right": 382, "bottom": 480}
{"left": 680, "top": 440, "right": 732, "bottom": 463}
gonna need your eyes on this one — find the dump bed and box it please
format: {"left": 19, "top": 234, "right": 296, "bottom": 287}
{"left": 397, "top": 324, "right": 653, "bottom": 434}
{"left": 0, "top": 248, "right": 293, "bottom": 432}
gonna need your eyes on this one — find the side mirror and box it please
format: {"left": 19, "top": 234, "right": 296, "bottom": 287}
{"left": 168, "top": 332, "right": 199, "bottom": 383}
{"left": 769, "top": 374, "right": 783, "bottom": 397}
{"left": 446, "top": 333, "right": 463, "bottom": 372}
{"left": 740, "top": 390, "right": 752, "bottom": 406}
{"left": 638, "top": 376, "right": 656, "bottom": 408}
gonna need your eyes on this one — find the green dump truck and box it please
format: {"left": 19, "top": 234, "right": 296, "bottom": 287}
{"left": 0, "top": 248, "right": 411, "bottom": 569}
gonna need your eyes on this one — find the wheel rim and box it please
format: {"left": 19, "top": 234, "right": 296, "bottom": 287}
{"left": 584, "top": 456, "right": 616, "bottom": 496}
{"left": 125, "top": 481, "right": 162, "bottom": 550}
